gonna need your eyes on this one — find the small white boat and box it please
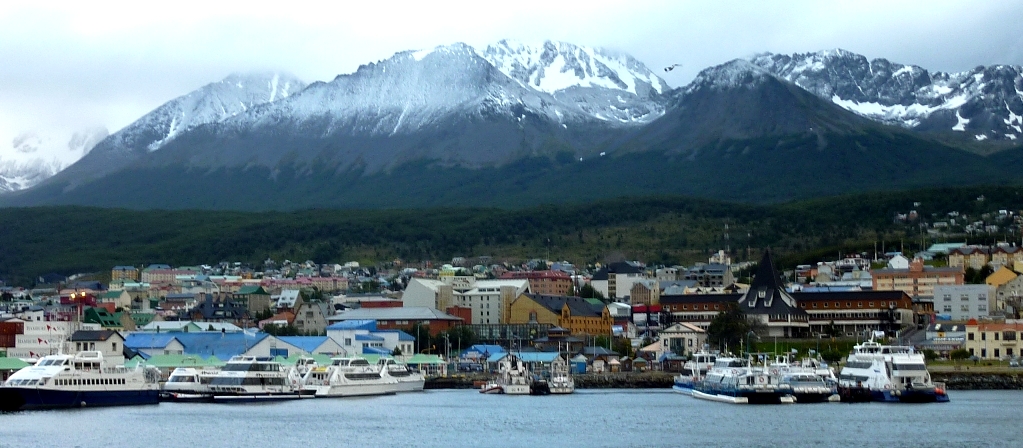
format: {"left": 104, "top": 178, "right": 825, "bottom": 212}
{"left": 479, "top": 381, "right": 503, "bottom": 394}
{"left": 378, "top": 358, "right": 425, "bottom": 392}
{"left": 208, "top": 356, "right": 305, "bottom": 402}
{"left": 301, "top": 357, "right": 399, "bottom": 398}
{"left": 160, "top": 366, "right": 220, "bottom": 402}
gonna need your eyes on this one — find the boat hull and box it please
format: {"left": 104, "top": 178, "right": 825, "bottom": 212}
{"left": 395, "top": 378, "right": 425, "bottom": 393}
{"left": 310, "top": 382, "right": 399, "bottom": 398}
{"left": 838, "top": 386, "right": 950, "bottom": 403}
{"left": 159, "top": 392, "right": 214, "bottom": 403}
{"left": 502, "top": 384, "right": 531, "bottom": 395}
{"left": 0, "top": 387, "right": 159, "bottom": 411}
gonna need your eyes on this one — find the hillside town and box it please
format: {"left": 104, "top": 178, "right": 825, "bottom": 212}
{"left": 4, "top": 231, "right": 1023, "bottom": 383}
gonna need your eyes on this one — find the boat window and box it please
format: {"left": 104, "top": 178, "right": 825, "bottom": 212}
{"left": 893, "top": 364, "right": 927, "bottom": 371}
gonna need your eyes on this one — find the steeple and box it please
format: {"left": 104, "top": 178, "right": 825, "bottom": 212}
{"left": 740, "top": 249, "right": 800, "bottom": 311}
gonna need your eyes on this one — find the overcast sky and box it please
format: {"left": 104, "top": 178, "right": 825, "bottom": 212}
{"left": 2, "top": 0, "right": 1022, "bottom": 148}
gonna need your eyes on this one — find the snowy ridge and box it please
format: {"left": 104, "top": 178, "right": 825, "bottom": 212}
{"left": 138, "top": 72, "right": 305, "bottom": 151}
{"left": 233, "top": 41, "right": 662, "bottom": 138}
{"left": 749, "top": 50, "right": 1023, "bottom": 140}
{"left": 0, "top": 128, "right": 108, "bottom": 192}
{"left": 481, "top": 39, "right": 668, "bottom": 96}
{"left": 683, "top": 59, "right": 774, "bottom": 94}
{"left": 480, "top": 40, "right": 669, "bottom": 123}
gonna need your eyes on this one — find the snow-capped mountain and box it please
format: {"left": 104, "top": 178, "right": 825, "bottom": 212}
{"left": 0, "top": 128, "right": 108, "bottom": 193}
{"left": 749, "top": 50, "right": 1023, "bottom": 141}
{"left": 141, "top": 42, "right": 667, "bottom": 173}
{"left": 481, "top": 39, "right": 670, "bottom": 123}
{"left": 39, "top": 72, "right": 305, "bottom": 189}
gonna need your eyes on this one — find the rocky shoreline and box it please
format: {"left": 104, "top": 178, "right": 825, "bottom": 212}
{"left": 426, "top": 371, "right": 1023, "bottom": 390}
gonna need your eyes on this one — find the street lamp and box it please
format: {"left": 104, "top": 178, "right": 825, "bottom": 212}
{"left": 745, "top": 331, "right": 757, "bottom": 358}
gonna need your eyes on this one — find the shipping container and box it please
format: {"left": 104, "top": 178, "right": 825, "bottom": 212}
{"left": 0, "top": 321, "right": 25, "bottom": 335}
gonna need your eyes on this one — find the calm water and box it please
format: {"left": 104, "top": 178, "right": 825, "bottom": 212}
{"left": 1, "top": 389, "right": 1018, "bottom": 447}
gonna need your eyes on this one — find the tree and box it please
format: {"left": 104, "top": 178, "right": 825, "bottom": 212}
{"left": 391, "top": 346, "right": 402, "bottom": 356}
{"left": 824, "top": 320, "right": 840, "bottom": 338}
{"left": 579, "top": 284, "right": 604, "bottom": 299}
{"left": 819, "top": 349, "right": 843, "bottom": 363}
{"left": 613, "top": 337, "right": 633, "bottom": 358}
{"left": 706, "top": 302, "right": 764, "bottom": 353}
{"left": 922, "top": 349, "right": 939, "bottom": 361}
{"left": 949, "top": 348, "right": 971, "bottom": 363}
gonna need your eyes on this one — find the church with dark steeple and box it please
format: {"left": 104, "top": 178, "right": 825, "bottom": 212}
{"left": 736, "top": 250, "right": 809, "bottom": 338}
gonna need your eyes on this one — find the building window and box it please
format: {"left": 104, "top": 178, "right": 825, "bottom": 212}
{"left": 961, "top": 295, "right": 969, "bottom": 301}
{"left": 857, "top": 302, "right": 863, "bottom": 308}
{"left": 943, "top": 294, "right": 952, "bottom": 302}
{"left": 835, "top": 302, "right": 840, "bottom": 308}
{"left": 824, "top": 303, "right": 829, "bottom": 308}
{"left": 995, "top": 332, "right": 1000, "bottom": 341}
{"left": 812, "top": 303, "right": 817, "bottom": 308}
{"left": 968, "top": 333, "right": 974, "bottom": 340}
{"left": 868, "top": 302, "right": 874, "bottom": 308}
{"left": 982, "top": 333, "right": 986, "bottom": 341}
{"left": 995, "top": 348, "right": 1000, "bottom": 358}
{"left": 943, "top": 305, "right": 952, "bottom": 312}
{"left": 961, "top": 305, "right": 969, "bottom": 312}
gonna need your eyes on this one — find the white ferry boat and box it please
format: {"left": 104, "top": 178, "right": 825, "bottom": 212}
{"left": 160, "top": 366, "right": 220, "bottom": 402}
{"left": 0, "top": 351, "right": 161, "bottom": 411}
{"left": 692, "top": 356, "right": 794, "bottom": 404}
{"left": 207, "top": 356, "right": 305, "bottom": 402}
{"left": 301, "top": 357, "right": 399, "bottom": 398}
{"left": 837, "top": 339, "right": 949, "bottom": 403}
{"left": 672, "top": 352, "right": 717, "bottom": 396}
{"left": 378, "top": 358, "right": 425, "bottom": 392}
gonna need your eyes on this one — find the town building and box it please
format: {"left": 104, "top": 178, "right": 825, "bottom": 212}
{"left": 499, "top": 270, "right": 573, "bottom": 296}
{"left": 871, "top": 258, "right": 964, "bottom": 298}
{"left": 111, "top": 266, "right": 139, "bottom": 283}
{"left": 964, "top": 319, "right": 1023, "bottom": 360}
{"left": 589, "top": 261, "right": 646, "bottom": 301}
{"left": 292, "top": 299, "right": 331, "bottom": 335}
{"left": 992, "top": 246, "right": 1023, "bottom": 269}
{"left": 69, "top": 330, "right": 126, "bottom": 365}
{"left": 683, "top": 263, "right": 735, "bottom": 288}
{"left": 948, "top": 247, "right": 991, "bottom": 270}
{"left": 657, "top": 322, "right": 707, "bottom": 356}
{"left": 506, "top": 293, "right": 613, "bottom": 337}
{"left": 933, "top": 284, "right": 993, "bottom": 320}
{"left": 326, "top": 307, "right": 463, "bottom": 333}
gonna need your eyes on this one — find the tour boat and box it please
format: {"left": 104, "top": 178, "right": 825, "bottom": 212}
{"left": 301, "top": 357, "right": 399, "bottom": 398}
{"left": 160, "top": 366, "right": 220, "bottom": 402}
{"left": 0, "top": 351, "right": 161, "bottom": 411}
{"left": 692, "top": 356, "right": 794, "bottom": 404}
{"left": 837, "top": 339, "right": 949, "bottom": 403}
{"left": 672, "top": 352, "right": 717, "bottom": 396}
{"left": 480, "top": 354, "right": 532, "bottom": 395}
{"left": 207, "top": 356, "right": 305, "bottom": 402}
{"left": 378, "top": 358, "right": 425, "bottom": 392}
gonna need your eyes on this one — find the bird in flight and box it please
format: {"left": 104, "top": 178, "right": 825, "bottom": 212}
{"left": 664, "top": 64, "right": 682, "bottom": 72}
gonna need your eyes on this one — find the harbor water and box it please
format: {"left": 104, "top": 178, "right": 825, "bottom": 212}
{"left": 2, "top": 389, "right": 1018, "bottom": 447}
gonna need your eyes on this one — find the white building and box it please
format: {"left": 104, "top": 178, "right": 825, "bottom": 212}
{"left": 452, "top": 279, "right": 529, "bottom": 325}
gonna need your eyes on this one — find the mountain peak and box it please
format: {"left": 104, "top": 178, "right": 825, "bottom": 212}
{"left": 686, "top": 59, "right": 773, "bottom": 93}
{"left": 481, "top": 39, "right": 669, "bottom": 97}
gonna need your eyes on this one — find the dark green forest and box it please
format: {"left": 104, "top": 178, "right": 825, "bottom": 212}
{"left": 1, "top": 185, "right": 1021, "bottom": 286}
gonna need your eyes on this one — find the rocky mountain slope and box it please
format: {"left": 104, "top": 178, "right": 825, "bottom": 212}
{"left": 749, "top": 49, "right": 1023, "bottom": 142}
{"left": 2, "top": 44, "right": 1020, "bottom": 210}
